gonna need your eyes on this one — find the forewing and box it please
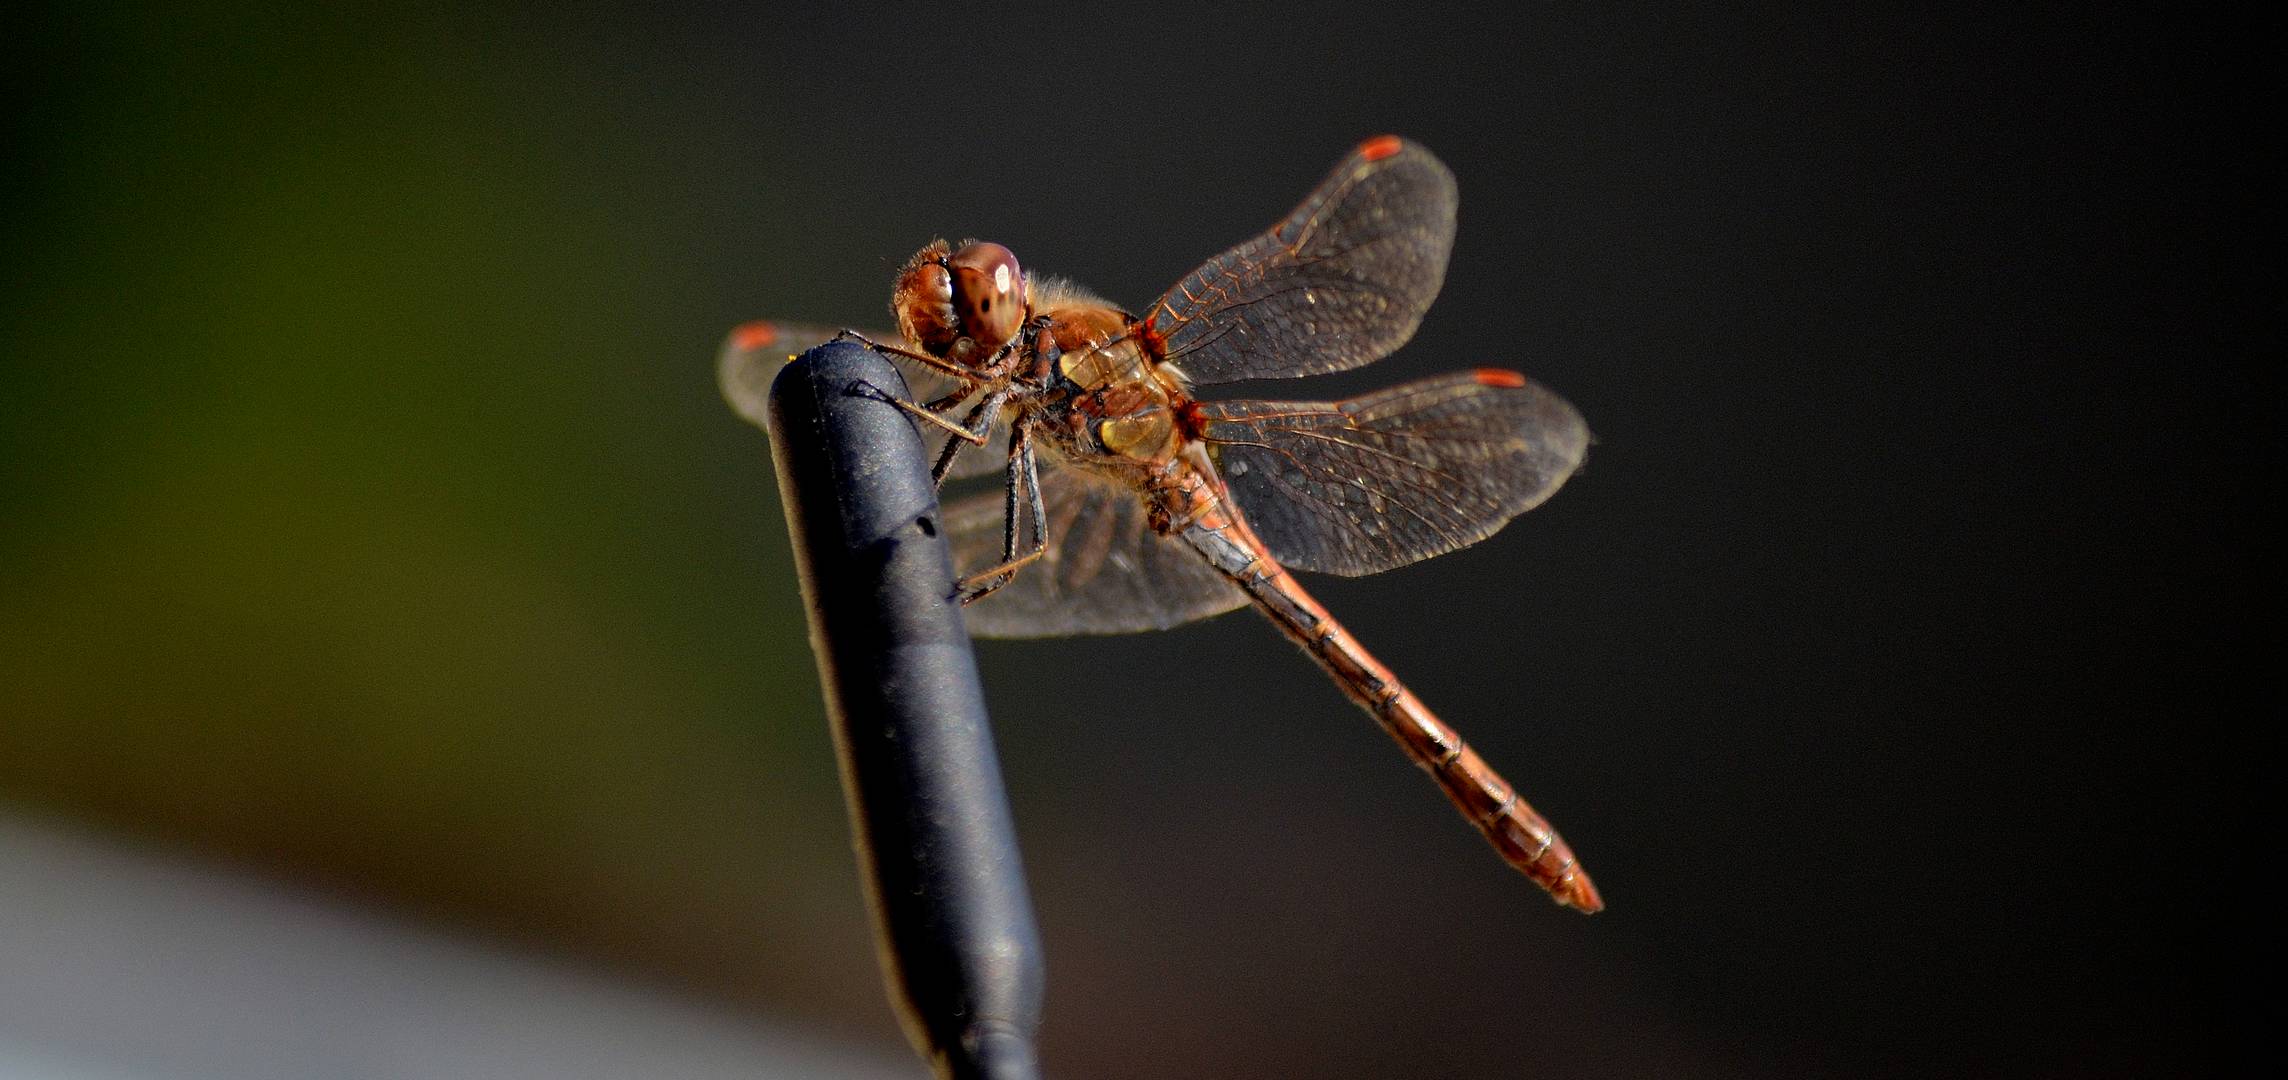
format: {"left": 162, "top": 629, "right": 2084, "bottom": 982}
{"left": 944, "top": 455, "right": 1246, "bottom": 638}
{"left": 1197, "top": 371, "right": 1588, "bottom": 577}
{"left": 1143, "top": 137, "right": 1457, "bottom": 384}
{"left": 716, "top": 319, "right": 1004, "bottom": 479}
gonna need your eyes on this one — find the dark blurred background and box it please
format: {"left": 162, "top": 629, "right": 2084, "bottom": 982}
{"left": 3, "top": 4, "right": 2263, "bottom": 1078}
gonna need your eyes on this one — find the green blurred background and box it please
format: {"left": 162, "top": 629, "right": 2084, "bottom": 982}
{"left": 4, "top": 4, "right": 2261, "bottom": 1077}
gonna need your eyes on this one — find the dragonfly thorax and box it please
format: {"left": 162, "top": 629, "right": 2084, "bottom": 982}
{"left": 1011, "top": 303, "right": 1188, "bottom": 475}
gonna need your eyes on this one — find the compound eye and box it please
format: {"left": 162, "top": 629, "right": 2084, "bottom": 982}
{"left": 892, "top": 242, "right": 959, "bottom": 356}
{"left": 948, "top": 242, "right": 1026, "bottom": 354}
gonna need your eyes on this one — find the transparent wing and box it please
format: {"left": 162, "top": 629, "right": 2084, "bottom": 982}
{"left": 1196, "top": 370, "right": 1588, "bottom": 577}
{"left": 943, "top": 453, "right": 1246, "bottom": 638}
{"left": 1141, "top": 136, "right": 1457, "bottom": 385}
{"left": 716, "top": 319, "right": 1005, "bottom": 479}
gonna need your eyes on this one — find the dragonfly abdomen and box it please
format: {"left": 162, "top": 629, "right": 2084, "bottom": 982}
{"left": 1168, "top": 473, "right": 1602, "bottom": 912}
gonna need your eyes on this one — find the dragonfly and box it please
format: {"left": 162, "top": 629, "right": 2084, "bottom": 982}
{"left": 720, "top": 136, "right": 1600, "bottom": 911}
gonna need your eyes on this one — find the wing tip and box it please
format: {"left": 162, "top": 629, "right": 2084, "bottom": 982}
{"left": 718, "top": 320, "right": 789, "bottom": 430}
{"left": 1358, "top": 134, "right": 1406, "bottom": 162}
{"left": 729, "top": 320, "right": 780, "bottom": 352}
{"left": 1472, "top": 368, "right": 1528, "bottom": 389}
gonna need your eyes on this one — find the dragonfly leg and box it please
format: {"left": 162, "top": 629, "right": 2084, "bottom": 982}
{"left": 919, "top": 386, "right": 972, "bottom": 413}
{"left": 955, "top": 422, "right": 1047, "bottom": 604}
{"left": 928, "top": 384, "right": 1017, "bottom": 488}
{"left": 838, "top": 328, "right": 1032, "bottom": 392}
{"left": 832, "top": 328, "right": 983, "bottom": 384}
{"left": 895, "top": 396, "right": 988, "bottom": 442}
{"left": 844, "top": 373, "right": 974, "bottom": 434}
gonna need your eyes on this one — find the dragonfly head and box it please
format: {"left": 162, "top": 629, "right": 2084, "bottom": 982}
{"left": 893, "top": 239, "right": 1029, "bottom": 367}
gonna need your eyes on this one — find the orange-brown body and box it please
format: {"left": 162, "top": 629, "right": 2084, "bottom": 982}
{"left": 728, "top": 136, "right": 1601, "bottom": 911}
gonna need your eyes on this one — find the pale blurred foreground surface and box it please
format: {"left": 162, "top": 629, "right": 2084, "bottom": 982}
{"left": 0, "top": 813, "right": 906, "bottom": 1080}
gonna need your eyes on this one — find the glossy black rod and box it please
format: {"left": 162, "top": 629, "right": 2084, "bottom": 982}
{"left": 764, "top": 342, "right": 1044, "bottom": 1080}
